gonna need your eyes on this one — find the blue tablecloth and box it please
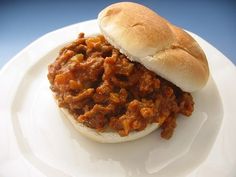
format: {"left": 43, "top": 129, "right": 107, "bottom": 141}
{"left": 0, "top": 0, "right": 235, "bottom": 68}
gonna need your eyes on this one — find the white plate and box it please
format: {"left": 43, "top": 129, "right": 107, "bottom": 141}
{"left": 0, "top": 20, "right": 235, "bottom": 177}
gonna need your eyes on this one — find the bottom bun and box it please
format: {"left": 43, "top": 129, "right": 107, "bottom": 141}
{"left": 60, "top": 108, "right": 159, "bottom": 143}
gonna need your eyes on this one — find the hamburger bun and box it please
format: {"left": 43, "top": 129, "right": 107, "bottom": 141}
{"left": 50, "top": 2, "right": 208, "bottom": 143}
{"left": 60, "top": 107, "right": 159, "bottom": 143}
{"left": 98, "top": 2, "right": 209, "bottom": 92}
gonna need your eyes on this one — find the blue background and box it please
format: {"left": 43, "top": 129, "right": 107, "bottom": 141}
{"left": 0, "top": 0, "right": 236, "bottom": 68}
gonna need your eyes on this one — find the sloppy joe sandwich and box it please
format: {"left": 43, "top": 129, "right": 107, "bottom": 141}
{"left": 47, "top": 2, "right": 209, "bottom": 143}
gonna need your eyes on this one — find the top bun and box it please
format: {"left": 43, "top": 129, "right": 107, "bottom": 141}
{"left": 98, "top": 2, "right": 209, "bottom": 92}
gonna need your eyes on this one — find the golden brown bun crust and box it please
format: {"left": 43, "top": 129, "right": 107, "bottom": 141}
{"left": 98, "top": 2, "right": 209, "bottom": 92}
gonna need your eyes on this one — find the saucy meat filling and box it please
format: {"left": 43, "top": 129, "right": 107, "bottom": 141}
{"left": 48, "top": 33, "right": 194, "bottom": 139}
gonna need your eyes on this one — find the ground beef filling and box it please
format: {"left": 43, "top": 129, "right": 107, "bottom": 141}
{"left": 48, "top": 33, "right": 194, "bottom": 139}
